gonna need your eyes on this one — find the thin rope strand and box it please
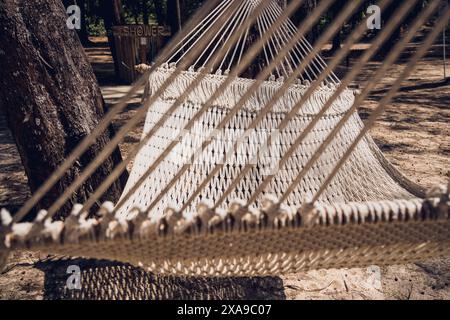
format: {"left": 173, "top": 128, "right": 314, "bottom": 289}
{"left": 234, "top": 23, "right": 250, "bottom": 70}
{"left": 256, "top": 15, "right": 278, "bottom": 76}
{"left": 175, "top": 0, "right": 355, "bottom": 213}
{"left": 278, "top": 0, "right": 431, "bottom": 205}
{"left": 259, "top": 4, "right": 292, "bottom": 77}
{"left": 301, "top": 1, "right": 448, "bottom": 205}
{"left": 112, "top": 0, "right": 314, "bottom": 215}
{"left": 207, "top": 0, "right": 253, "bottom": 71}
{"left": 214, "top": 0, "right": 395, "bottom": 208}
{"left": 264, "top": 3, "right": 307, "bottom": 77}
{"left": 192, "top": 0, "right": 246, "bottom": 68}
{"left": 267, "top": 1, "right": 330, "bottom": 82}
{"left": 218, "top": 7, "right": 251, "bottom": 72}
{"left": 270, "top": 4, "right": 323, "bottom": 82}
{"left": 169, "top": 0, "right": 234, "bottom": 63}
{"left": 82, "top": 0, "right": 305, "bottom": 214}
{"left": 270, "top": 3, "right": 341, "bottom": 84}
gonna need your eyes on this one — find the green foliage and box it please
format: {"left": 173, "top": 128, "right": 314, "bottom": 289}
{"left": 87, "top": 17, "right": 106, "bottom": 36}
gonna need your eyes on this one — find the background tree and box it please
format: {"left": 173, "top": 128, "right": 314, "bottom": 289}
{"left": 141, "top": 0, "right": 150, "bottom": 25}
{"left": 330, "top": 0, "right": 346, "bottom": 52}
{"left": 0, "top": 0, "right": 128, "bottom": 219}
{"left": 167, "top": 0, "right": 185, "bottom": 35}
{"left": 289, "top": 0, "right": 320, "bottom": 44}
{"left": 377, "top": 1, "right": 403, "bottom": 58}
{"left": 153, "top": 0, "right": 167, "bottom": 25}
{"left": 99, "top": 0, "right": 125, "bottom": 77}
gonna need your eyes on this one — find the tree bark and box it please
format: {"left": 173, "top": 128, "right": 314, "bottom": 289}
{"left": 167, "top": 0, "right": 184, "bottom": 35}
{"left": 153, "top": 0, "right": 167, "bottom": 26}
{"left": 377, "top": 1, "right": 403, "bottom": 58}
{"left": 112, "top": 0, "right": 124, "bottom": 25}
{"left": 77, "top": 0, "right": 89, "bottom": 44}
{"left": 0, "top": 0, "right": 128, "bottom": 219}
{"left": 330, "top": 0, "right": 346, "bottom": 52}
{"left": 290, "top": 0, "right": 318, "bottom": 44}
{"left": 142, "top": 0, "right": 150, "bottom": 25}
{"left": 100, "top": 0, "right": 125, "bottom": 78}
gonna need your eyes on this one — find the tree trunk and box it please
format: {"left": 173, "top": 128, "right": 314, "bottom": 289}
{"left": 378, "top": 1, "right": 403, "bottom": 58}
{"left": 142, "top": 0, "right": 150, "bottom": 25}
{"left": 112, "top": 0, "right": 124, "bottom": 25}
{"left": 405, "top": 0, "right": 424, "bottom": 27}
{"left": 77, "top": 0, "right": 89, "bottom": 44}
{"left": 100, "top": 0, "right": 125, "bottom": 79}
{"left": 167, "top": 0, "right": 184, "bottom": 35}
{"left": 290, "top": 0, "right": 318, "bottom": 44}
{"left": 0, "top": 0, "right": 128, "bottom": 219}
{"left": 153, "top": 0, "right": 167, "bottom": 26}
{"left": 330, "top": 0, "right": 346, "bottom": 52}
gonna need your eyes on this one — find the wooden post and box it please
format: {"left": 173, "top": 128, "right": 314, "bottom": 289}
{"left": 444, "top": 24, "right": 447, "bottom": 79}
{"left": 444, "top": 2, "right": 448, "bottom": 79}
{"left": 176, "top": 0, "right": 182, "bottom": 32}
{"left": 112, "top": 25, "right": 171, "bottom": 83}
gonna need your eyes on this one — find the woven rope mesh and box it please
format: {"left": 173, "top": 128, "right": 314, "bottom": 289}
{"left": 116, "top": 70, "right": 421, "bottom": 219}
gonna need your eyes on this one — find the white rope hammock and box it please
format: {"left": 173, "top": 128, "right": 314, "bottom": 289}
{"left": 1, "top": 0, "right": 449, "bottom": 279}
{"left": 114, "top": 0, "right": 420, "bottom": 219}
{"left": 116, "top": 68, "right": 414, "bottom": 220}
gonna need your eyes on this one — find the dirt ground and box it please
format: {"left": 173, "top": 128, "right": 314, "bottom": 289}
{"left": 0, "top": 36, "right": 449, "bottom": 300}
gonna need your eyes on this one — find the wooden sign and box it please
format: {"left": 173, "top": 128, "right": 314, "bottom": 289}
{"left": 112, "top": 25, "right": 171, "bottom": 38}
{"left": 112, "top": 25, "right": 171, "bottom": 83}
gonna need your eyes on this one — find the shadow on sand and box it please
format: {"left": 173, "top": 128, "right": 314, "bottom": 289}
{"left": 35, "top": 257, "right": 286, "bottom": 300}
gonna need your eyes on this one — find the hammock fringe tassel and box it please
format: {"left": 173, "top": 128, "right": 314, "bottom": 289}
{"left": 1, "top": 189, "right": 449, "bottom": 276}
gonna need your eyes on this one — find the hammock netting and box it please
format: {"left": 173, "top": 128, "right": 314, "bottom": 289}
{"left": 117, "top": 69, "right": 420, "bottom": 219}
{"left": 0, "top": 0, "right": 449, "bottom": 280}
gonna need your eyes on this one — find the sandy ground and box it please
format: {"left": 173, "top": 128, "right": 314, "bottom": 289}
{"left": 0, "top": 38, "right": 449, "bottom": 300}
